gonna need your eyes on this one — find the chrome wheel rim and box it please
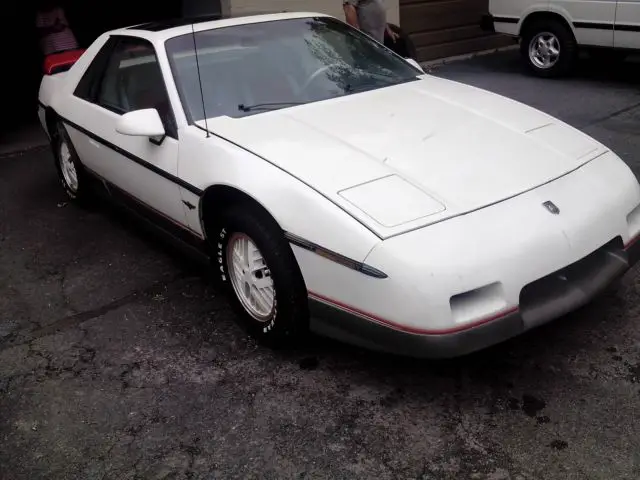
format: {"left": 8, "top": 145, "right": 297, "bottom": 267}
{"left": 226, "top": 232, "right": 275, "bottom": 322}
{"left": 59, "top": 140, "right": 78, "bottom": 192}
{"left": 529, "top": 32, "right": 560, "bottom": 69}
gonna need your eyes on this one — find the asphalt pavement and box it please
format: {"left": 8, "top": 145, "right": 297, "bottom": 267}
{"left": 2, "top": 51, "right": 640, "bottom": 479}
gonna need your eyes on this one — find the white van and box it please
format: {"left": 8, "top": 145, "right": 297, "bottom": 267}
{"left": 484, "top": 0, "right": 640, "bottom": 77}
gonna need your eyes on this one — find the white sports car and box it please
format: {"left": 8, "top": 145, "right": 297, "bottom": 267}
{"left": 37, "top": 12, "right": 640, "bottom": 358}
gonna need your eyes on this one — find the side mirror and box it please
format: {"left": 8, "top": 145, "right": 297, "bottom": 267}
{"left": 405, "top": 58, "right": 425, "bottom": 73}
{"left": 116, "top": 108, "right": 165, "bottom": 139}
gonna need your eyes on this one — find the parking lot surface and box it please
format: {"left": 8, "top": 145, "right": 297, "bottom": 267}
{"left": 2, "top": 51, "right": 640, "bottom": 479}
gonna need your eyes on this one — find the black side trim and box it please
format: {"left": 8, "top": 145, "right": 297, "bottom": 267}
{"left": 490, "top": 17, "right": 636, "bottom": 32}
{"left": 83, "top": 165, "right": 208, "bottom": 250}
{"left": 60, "top": 116, "right": 204, "bottom": 196}
{"left": 284, "top": 232, "right": 387, "bottom": 279}
{"left": 493, "top": 16, "right": 518, "bottom": 24}
{"left": 109, "top": 178, "right": 205, "bottom": 243}
{"left": 574, "top": 21, "right": 613, "bottom": 31}
{"left": 615, "top": 24, "right": 640, "bottom": 33}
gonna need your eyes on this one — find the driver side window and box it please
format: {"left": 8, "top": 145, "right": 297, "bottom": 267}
{"left": 76, "top": 36, "right": 177, "bottom": 138}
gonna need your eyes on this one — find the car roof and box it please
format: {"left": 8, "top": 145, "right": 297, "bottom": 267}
{"left": 126, "top": 14, "right": 226, "bottom": 32}
{"left": 116, "top": 12, "right": 332, "bottom": 41}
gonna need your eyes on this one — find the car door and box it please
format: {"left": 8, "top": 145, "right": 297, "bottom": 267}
{"left": 552, "top": 0, "right": 616, "bottom": 46}
{"left": 615, "top": 0, "right": 640, "bottom": 48}
{"left": 64, "top": 35, "right": 188, "bottom": 228}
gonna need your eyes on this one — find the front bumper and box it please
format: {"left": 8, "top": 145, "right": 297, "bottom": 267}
{"left": 309, "top": 236, "right": 640, "bottom": 358}
{"left": 302, "top": 151, "right": 640, "bottom": 358}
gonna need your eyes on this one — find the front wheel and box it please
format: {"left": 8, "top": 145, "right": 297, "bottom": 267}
{"left": 520, "top": 19, "right": 577, "bottom": 78}
{"left": 213, "top": 205, "right": 309, "bottom": 347}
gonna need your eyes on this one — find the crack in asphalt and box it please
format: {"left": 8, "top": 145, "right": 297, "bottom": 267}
{"left": 96, "top": 408, "right": 181, "bottom": 479}
{"left": 0, "top": 144, "right": 50, "bottom": 159}
{"left": 2, "top": 332, "right": 214, "bottom": 479}
{"left": 419, "top": 368, "right": 532, "bottom": 479}
{"left": 0, "top": 272, "right": 191, "bottom": 351}
{"left": 579, "top": 99, "right": 640, "bottom": 129}
{"left": 180, "top": 436, "right": 202, "bottom": 479}
{"left": 58, "top": 269, "right": 77, "bottom": 318}
{"left": 1, "top": 334, "right": 99, "bottom": 389}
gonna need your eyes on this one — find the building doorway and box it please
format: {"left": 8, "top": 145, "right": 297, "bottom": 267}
{"left": 1, "top": 0, "right": 222, "bottom": 136}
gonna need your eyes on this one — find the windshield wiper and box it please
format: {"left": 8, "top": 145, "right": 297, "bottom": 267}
{"left": 238, "top": 102, "right": 305, "bottom": 112}
{"left": 344, "top": 81, "right": 388, "bottom": 94}
{"left": 345, "top": 76, "right": 418, "bottom": 94}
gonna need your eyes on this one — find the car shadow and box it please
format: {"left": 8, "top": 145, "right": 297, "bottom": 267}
{"left": 91, "top": 182, "right": 637, "bottom": 388}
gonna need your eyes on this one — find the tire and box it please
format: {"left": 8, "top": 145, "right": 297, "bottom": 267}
{"left": 212, "top": 204, "right": 309, "bottom": 347}
{"left": 51, "top": 121, "right": 89, "bottom": 202}
{"left": 520, "top": 18, "right": 577, "bottom": 78}
{"left": 384, "top": 23, "right": 418, "bottom": 61}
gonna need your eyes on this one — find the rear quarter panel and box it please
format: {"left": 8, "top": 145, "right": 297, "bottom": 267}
{"left": 39, "top": 35, "right": 110, "bottom": 117}
{"left": 38, "top": 73, "right": 71, "bottom": 137}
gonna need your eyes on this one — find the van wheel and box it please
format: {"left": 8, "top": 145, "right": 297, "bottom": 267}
{"left": 521, "top": 19, "right": 577, "bottom": 78}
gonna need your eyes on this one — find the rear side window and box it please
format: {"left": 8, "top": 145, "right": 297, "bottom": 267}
{"left": 74, "top": 38, "right": 118, "bottom": 101}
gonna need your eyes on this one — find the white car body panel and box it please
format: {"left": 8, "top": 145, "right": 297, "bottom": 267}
{"left": 490, "top": 0, "right": 551, "bottom": 36}
{"left": 359, "top": 152, "right": 640, "bottom": 332}
{"left": 176, "top": 125, "right": 382, "bottom": 261}
{"left": 65, "top": 104, "right": 186, "bottom": 226}
{"left": 201, "top": 74, "right": 607, "bottom": 238}
{"left": 616, "top": 1, "right": 640, "bottom": 49}
{"left": 489, "top": 0, "right": 640, "bottom": 49}
{"left": 37, "top": 12, "right": 640, "bottom": 357}
{"left": 552, "top": 0, "right": 616, "bottom": 46}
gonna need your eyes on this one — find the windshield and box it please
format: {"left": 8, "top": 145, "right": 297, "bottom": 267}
{"left": 165, "top": 16, "right": 422, "bottom": 121}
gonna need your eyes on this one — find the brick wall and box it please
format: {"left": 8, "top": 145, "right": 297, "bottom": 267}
{"left": 399, "top": 0, "right": 513, "bottom": 61}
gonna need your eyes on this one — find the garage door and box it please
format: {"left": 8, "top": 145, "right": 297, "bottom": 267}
{"left": 400, "top": 0, "right": 513, "bottom": 61}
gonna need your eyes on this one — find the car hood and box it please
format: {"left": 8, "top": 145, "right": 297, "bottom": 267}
{"left": 200, "top": 75, "right": 608, "bottom": 238}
